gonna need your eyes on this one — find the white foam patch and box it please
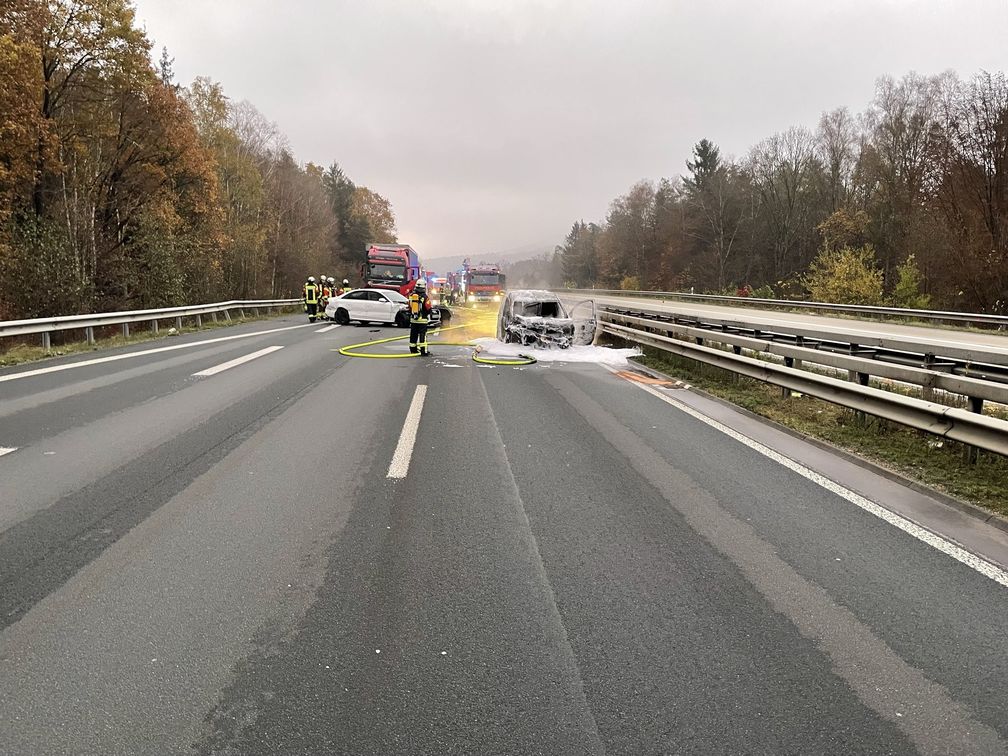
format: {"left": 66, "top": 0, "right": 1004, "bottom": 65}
{"left": 471, "top": 338, "right": 641, "bottom": 366}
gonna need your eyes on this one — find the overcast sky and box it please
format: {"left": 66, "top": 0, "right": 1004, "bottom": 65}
{"left": 132, "top": 0, "right": 1006, "bottom": 261}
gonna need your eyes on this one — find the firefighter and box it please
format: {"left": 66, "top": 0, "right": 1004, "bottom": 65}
{"left": 408, "top": 279, "right": 433, "bottom": 355}
{"left": 303, "top": 276, "right": 319, "bottom": 322}
{"left": 326, "top": 277, "right": 339, "bottom": 315}
{"left": 320, "top": 276, "right": 332, "bottom": 318}
{"left": 341, "top": 278, "right": 352, "bottom": 294}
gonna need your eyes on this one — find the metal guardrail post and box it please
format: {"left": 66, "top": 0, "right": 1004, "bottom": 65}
{"left": 42, "top": 332, "right": 50, "bottom": 350}
{"left": 85, "top": 326, "right": 94, "bottom": 345}
{"left": 224, "top": 310, "right": 231, "bottom": 322}
{"left": 782, "top": 357, "right": 794, "bottom": 397}
{"left": 151, "top": 319, "right": 158, "bottom": 334}
{"left": 122, "top": 323, "right": 129, "bottom": 338}
{"left": 922, "top": 354, "right": 936, "bottom": 401}
{"left": 966, "top": 396, "right": 984, "bottom": 464}
{"left": 175, "top": 316, "right": 182, "bottom": 331}
{"left": 196, "top": 315, "right": 202, "bottom": 327}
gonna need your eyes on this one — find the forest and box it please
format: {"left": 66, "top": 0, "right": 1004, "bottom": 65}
{"left": 556, "top": 71, "right": 1008, "bottom": 312}
{"left": 0, "top": 0, "right": 397, "bottom": 319}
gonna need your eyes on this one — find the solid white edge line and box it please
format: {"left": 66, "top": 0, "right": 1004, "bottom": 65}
{"left": 387, "top": 385, "right": 428, "bottom": 479}
{"left": 315, "top": 325, "right": 341, "bottom": 333}
{"left": 0, "top": 323, "right": 313, "bottom": 384}
{"left": 192, "top": 345, "right": 284, "bottom": 377}
{"left": 605, "top": 365, "right": 1008, "bottom": 589}
{"left": 0, "top": 447, "right": 17, "bottom": 457}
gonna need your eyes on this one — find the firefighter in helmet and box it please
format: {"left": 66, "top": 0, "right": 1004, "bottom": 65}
{"left": 303, "top": 276, "right": 319, "bottom": 322}
{"left": 408, "top": 279, "right": 433, "bottom": 355}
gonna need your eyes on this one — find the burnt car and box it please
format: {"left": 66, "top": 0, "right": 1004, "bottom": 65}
{"left": 496, "top": 290, "right": 597, "bottom": 348}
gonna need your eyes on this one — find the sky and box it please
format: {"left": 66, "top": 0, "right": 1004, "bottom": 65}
{"left": 132, "top": 0, "right": 1007, "bottom": 262}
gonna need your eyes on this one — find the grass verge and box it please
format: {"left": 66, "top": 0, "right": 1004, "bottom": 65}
{"left": 631, "top": 344, "right": 1008, "bottom": 518}
{"left": 0, "top": 309, "right": 299, "bottom": 368}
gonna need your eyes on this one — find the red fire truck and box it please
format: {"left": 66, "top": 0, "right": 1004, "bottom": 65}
{"left": 465, "top": 263, "right": 506, "bottom": 304}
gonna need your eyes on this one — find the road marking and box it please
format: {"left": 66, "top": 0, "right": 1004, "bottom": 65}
{"left": 387, "top": 385, "right": 427, "bottom": 479}
{"left": 607, "top": 365, "right": 1008, "bottom": 588}
{"left": 0, "top": 447, "right": 17, "bottom": 458}
{"left": 0, "top": 323, "right": 313, "bottom": 384}
{"left": 192, "top": 346, "right": 284, "bottom": 377}
{"left": 315, "top": 324, "right": 341, "bottom": 333}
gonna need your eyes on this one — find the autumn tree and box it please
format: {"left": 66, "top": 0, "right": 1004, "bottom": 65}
{"left": 683, "top": 140, "right": 750, "bottom": 291}
{"left": 0, "top": 1, "right": 399, "bottom": 319}
{"left": 557, "top": 220, "right": 600, "bottom": 287}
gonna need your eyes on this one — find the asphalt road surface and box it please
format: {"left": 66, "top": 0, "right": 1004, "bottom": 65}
{"left": 1, "top": 312, "right": 1007, "bottom": 755}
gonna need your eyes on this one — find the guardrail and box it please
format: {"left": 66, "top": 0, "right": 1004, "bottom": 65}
{"left": 603, "top": 318, "right": 1008, "bottom": 458}
{"left": 0, "top": 299, "right": 300, "bottom": 349}
{"left": 567, "top": 288, "right": 1008, "bottom": 328}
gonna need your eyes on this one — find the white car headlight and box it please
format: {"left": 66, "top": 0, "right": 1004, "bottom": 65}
{"left": 468, "top": 294, "right": 476, "bottom": 302}
{"left": 492, "top": 294, "right": 501, "bottom": 302}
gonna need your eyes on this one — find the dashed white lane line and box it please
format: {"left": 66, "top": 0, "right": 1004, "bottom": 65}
{"left": 0, "top": 447, "right": 18, "bottom": 458}
{"left": 315, "top": 325, "right": 341, "bottom": 333}
{"left": 0, "top": 323, "right": 314, "bottom": 384}
{"left": 607, "top": 365, "right": 1008, "bottom": 589}
{"left": 192, "top": 346, "right": 284, "bottom": 377}
{"left": 387, "top": 385, "right": 427, "bottom": 479}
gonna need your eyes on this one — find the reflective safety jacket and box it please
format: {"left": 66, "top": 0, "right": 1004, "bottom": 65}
{"left": 304, "top": 283, "right": 318, "bottom": 304}
{"left": 409, "top": 292, "right": 433, "bottom": 323}
{"left": 321, "top": 285, "right": 331, "bottom": 299}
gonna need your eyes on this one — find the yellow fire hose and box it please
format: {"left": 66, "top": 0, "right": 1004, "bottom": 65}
{"left": 335, "top": 324, "right": 537, "bottom": 365}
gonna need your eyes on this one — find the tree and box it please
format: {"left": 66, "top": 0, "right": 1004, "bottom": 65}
{"left": 683, "top": 138, "right": 721, "bottom": 194}
{"left": 0, "top": 2, "right": 398, "bottom": 319}
{"left": 557, "top": 220, "right": 600, "bottom": 287}
{"left": 746, "top": 126, "right": 824, "bottom": 283}
{"left": 817, "top": 208, "right": 871, "bottom": 251}
{"left": 351, "top": 186, "right": 396, "bottom": 243}
{"left": 931, "top": 71, "right": 1008, "bottom": 312}
{"left": 803, "top": 245, "right": 884, "bottom": 304}
{"left": 858, "top": 73, "right": 946, "bottom": 278}
{"left": 817, "top": 108, "right": 859, "bottom": 212}
{"left": 683, "top": 141, "right": 750, "bottom": 291}
{"left": 599, "top": 181, "right": 657, "bottom": 287}
{"left": 891, "top": 254, "right": 931, "bottom": 308}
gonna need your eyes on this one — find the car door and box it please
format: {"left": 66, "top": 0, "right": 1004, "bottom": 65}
{"left": 567, "top": 299, "right": 598, "bottom": 345}
{"left": 369, "top": 291, "right": 395, "bottom": 322}
{"left": 340, "top": 290, "right": 370, "bottom": 321}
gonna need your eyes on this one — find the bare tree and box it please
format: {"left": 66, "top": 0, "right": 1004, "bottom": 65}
{"left": 817, "top": 108, "right": 859, "bottom": 211}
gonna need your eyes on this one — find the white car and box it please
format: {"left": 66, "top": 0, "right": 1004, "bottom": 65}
{"left": 326, "top": 288, "right": 410, "bottom": 327}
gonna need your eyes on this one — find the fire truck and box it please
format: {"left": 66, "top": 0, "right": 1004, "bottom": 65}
{"left": 361, "top": 243, "right": 423, "bottom": 297}
{"left": 464, "top": 263, "right": 506, "bottom": 303}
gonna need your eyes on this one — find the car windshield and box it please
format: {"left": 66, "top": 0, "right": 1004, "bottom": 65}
{"left": 385, "top": 291, "right": 407, "bottom": 303}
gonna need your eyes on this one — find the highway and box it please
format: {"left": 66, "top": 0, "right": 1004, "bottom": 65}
{"left": 1, "top": 311, "right": 1007, "bottom": 755}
